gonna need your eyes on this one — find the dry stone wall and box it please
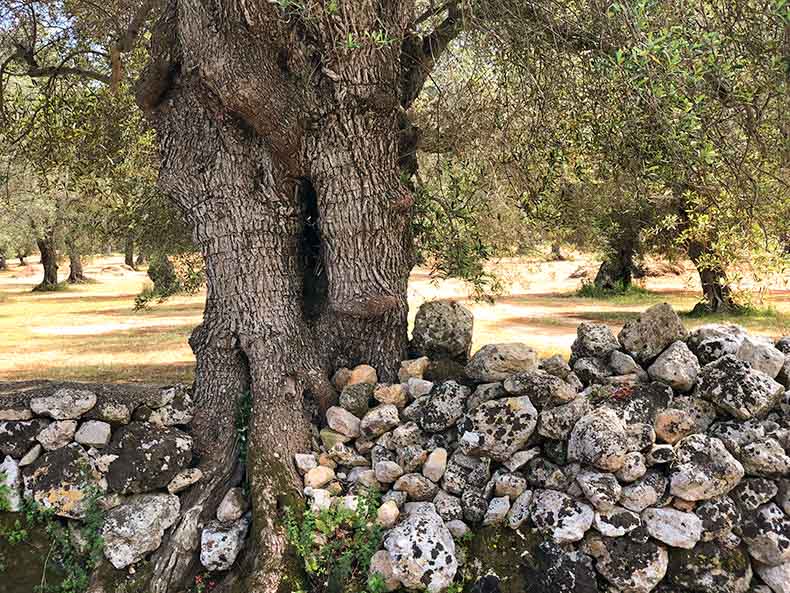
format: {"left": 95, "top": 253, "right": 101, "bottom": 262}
{"left": 1, "top": 302, "right": 790, "bottom": 593}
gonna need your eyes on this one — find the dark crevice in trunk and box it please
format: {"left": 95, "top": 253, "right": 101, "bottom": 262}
{"left": 34, "top": 236, "right": 59, "bottom": 291}
{"left": 299, "top": 176, "right": 327, "bottom": 321}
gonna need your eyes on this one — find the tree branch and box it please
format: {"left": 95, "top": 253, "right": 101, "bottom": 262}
{"left": 400, "top": 2, "right": 464, "bottom": 108}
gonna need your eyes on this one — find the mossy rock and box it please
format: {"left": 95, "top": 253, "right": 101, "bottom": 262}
{"left": 0, "top": 512, "right": 64, "bottom": 593}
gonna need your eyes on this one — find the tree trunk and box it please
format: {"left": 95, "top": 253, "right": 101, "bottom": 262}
{"left": 136, "top": 1, "right": 455, "bottom": 591}
{"left": 124, "top": 236, "right": 136, "bottom": 269}
{"left": 0, "top": 253, "right": 6, "bottom": 271}
{"left": 549, "top": 242, "right": 566, "bottom": 261}
{"left": 34, "top": 235, "right": 59, "bottom": 291}
{"left": 66, "top": 238, "right": 87, "bottom": 283}
{"left": 688, "top": 241, "right": 738, "bottom": 313}
{"left": 136, "top": 252, "right": 146, "bottom": 265}
{"left": 18, "top": 253, "right": 26, "bottom": 265}
{"left": 594, "top": 241, "right": 635, "bottom": 290}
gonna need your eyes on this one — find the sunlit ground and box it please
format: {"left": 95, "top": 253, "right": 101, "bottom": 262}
{"left": 1, "top": 254, "right": 788, "bottom": 384}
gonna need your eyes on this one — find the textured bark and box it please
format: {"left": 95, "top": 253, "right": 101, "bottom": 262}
{"left": 66, "top": 238, "right": 87, "bottom": 283}
{"left": 137, "top": 1, "right": 462, "bottom": 591}
{"left": 0, "top": 253, "right": 6, "bottom": 270}
{"left": 34, "top": 235, "right": 58, "bottom": 290}
{"left": 595, "top": 232, "right": 637, "bottom": 290}
{"left": 17, "top": 253, "right": 25, "bottom": 265}
{"left": 688, "top": 241, "right": 738, "bottom": 313}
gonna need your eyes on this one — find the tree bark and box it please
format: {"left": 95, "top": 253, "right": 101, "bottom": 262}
{"left": 124, "top": 236, "right": 136, "bottom": 269}
{"left": 549, "top": 242, "right": 566, "bottom": 261}
{"left": 688, "top": 240, "right": 738, "bottom": 313}
{"left": 136, "top": 1, "right": 457, "bottom": 591}
{"left": 594, "top": 241, "right": 636, "bottom": 290}
{"left": 66, "top": 238, "right": 88, "bottom": 283}
{"left": 18, "top": 253, "right": 26, "bottom": 265}
{"left": 0, "top": 253, "right": 6, "bottom": 271}
{"left": 34, "top": 235, "right": 59, "bottom": 291}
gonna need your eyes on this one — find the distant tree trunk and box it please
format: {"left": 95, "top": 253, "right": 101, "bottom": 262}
{"left": 124, "top": 236, "right": 136, "bottom": 269}
{"left": 549, "top": 242, "right": 566, "bottom": 261}
{"left": 136, "top": 252, "right": 146, "bottom": 266}
{"left": 594, "top": 235, "right": 636, "bottom": 290}
{"left": 66, "top": 238, "right": 88, "bottom": 284}
{"left": 0, "top": 253, "right": 6, "bottom": 271}
{"left": 34, "top": 235, "right": 59, "bottom": 291}
{"left": 688, "top": 241, "right": 738, "bottom": 313}
{"left": 17, "top": 253, "right": 26, "bottom": 265}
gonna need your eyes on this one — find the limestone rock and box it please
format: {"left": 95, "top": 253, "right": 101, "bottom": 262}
{"left": 200, "top": 516, "right": 250, "bottom": 571}
{"left": 737, "top": 437, "right": 790, "bottom": 478}
{"left": 571, "top": 321, "right": 621, "bottom": 361}
{"left": 411, "top": 300, "right": 473, "bottom": 363}
{"left": 573, "top": 357, "right": 610, "bottom": 385}
{"left": 754, "top": 560, "right": 790, "bottom": 593}
{"left": 594, "top": 506, "right": 641, "bottom": 537}
{"left": 465, "top": 343, "right": 539, "bottom": 382}
{"left": 620, "top": 471, "right": 668, "bottom": 512}
{"left": 568, "top": 407, "right": 629, "bottom": 471}
{"left": 148, "top": 387, "right": 194, "bottom": 426}
{"left": 482, "top": 496, "right": 510, "bottom": 526}
{"left": 642, "top": 507, "right": 703, "bottom": 549}
{"left": 417, "top": 381, "right": 470, "bottom": 432}
{"left": 377, "top": 500, "right": 400, "bottom": 528}
{"left": 294, "top": 453, "right": 318, "bottom": 475}
{"left": 394, "top": 473, "right": 439, "bottom": 501}
{"left": 698, "top": 355, "right": 784, "bottom": 420}
{"left": 531, "top": 489, "right": 594, "bottom": 543}
{"left": 74, "top": 420, "right": 112, "bottom": 448}
{"left": 326, "top": 406, "right": 361, "bottom": 438}
{"left": 434, "top": 490, "right": 462, "bottom": 522}
{"left": 582, "top": 533, "right": 668, "bottom": 593}
{"left": 618, "top": 303, "right": 687, "bottom": 363}
{"left": 737, "top": 336, "right": 786, "bottom": 378}
{"left": 466, "top": 382, "right": 506, "bottom": 411}
{"left": 503, "top": 370, "right": 577, "bottom": 409}
{"left": 348, "top": 364, "right": 378, "bottom": 386}
{"left": 360, "top": 405, "right": 400, "bottom": 439}
{"left": 696, "top": 496, "right": 740, "bottom": 541}
{"left": 398, "top": 357, "right": 430, "bottom": 383}
{"left": 654, "top": 408, "right": 696, "bottom": 445}
{"left": 670, "top": 434, "right": 744, "bottom": 501}
{"left": 374, "top": 383, "right": 408, "bottom": 408}
{"left": 457, "top": 395, "right": 538, "bottom": 461}
{"left": 687, "top": 324, "right": 747, "bottom": 365}
{"left": 217, "top": 487, "right": 248, "bottom": 522}
{"left": 741, "top": 503, "right": 790, "bottom": 566}
{"left": 422, "top": 448, "right": 447, "bottom": 483}
{"left": 369, "top": 549, "right": 401, "bottom": 591}
{"left": 375, "top": 460, "right": 404, "bottom": 484}
{"left": 167, "top": 468, "right": 203, "bottom": 494}
{"left": 105, "top": 422, "right": 193, "bottom": 494}
{"left": 305, "top": 466, "right": 335, "bottom": 489}
{"left": 384, "top": 504, "right": 457, "bottom": 592}
{"left": 667, "top": 541, "right": 753, "bottom": 593}
{"left": 339, "top": 383, "right": 373, "bottom": 418}
{"left": 616, "top": 452, "right": 647, "bottom": 483}
{"left": 538, "top": 397, "right": 591, "bottom": 440}
{"left": 0, "top": 455, "right": 22, "bottom": 511}
{"left": 647, "top": 341, "right": 700, "bottom": 392}
{"left": 507, "top": 489, "right": 533, "bottom": 529}
{"left": 30, "top": 388, "right": 96, "bottom": 420}
{"left": 576, "top": 469, "right": 621, "bottom": 512}
{"left": 102, "top": 493, "right": 180, "bottom": 569}
{"left": 36, "top": 420, "right": 77, "bottom": 450}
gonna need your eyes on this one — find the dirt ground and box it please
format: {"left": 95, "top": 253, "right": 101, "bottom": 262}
{"left": 0, "top": 255, "right": 788, "bottom": 383}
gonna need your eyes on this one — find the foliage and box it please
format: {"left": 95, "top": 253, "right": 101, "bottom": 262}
{"left": 134, "top": 252, "right": 206, "bottom": 310}
{"left": 576, "top": 280, "right": 653, "bottom": 300}
{"left": 284, "top": 488, "right": 384, "bottom": 593}
{"left": 0, "top": 488, "right": 105, "bottom": 593}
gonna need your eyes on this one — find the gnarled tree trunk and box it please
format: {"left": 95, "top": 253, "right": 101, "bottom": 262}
{"left": 34, "top": 235, "right": 59, "bottom": 291}
{"left": 594, "top": 233, "right": 637, "bottom": 291}
{"left": 0, "top": 253, "right": 6, "bottom": 271}
{"left": 124, "top": 236, "right": 136, "bottom": 269}
{"left": 136, "top": 2, "right": 460, "bottom": 591}
{"left": 688, "top": 240, "right": 738, "bottom": 313}
{"left": 66, "top": 237, "right": 88, "bottom": 283}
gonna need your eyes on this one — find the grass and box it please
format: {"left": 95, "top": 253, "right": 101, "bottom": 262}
{"left": 1, "top": 254, "right": 788, "bottom": 383}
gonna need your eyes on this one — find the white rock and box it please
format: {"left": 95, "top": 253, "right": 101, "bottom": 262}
{"left": 422, "top": 448, "right": 447, "bottom": 483}
{"left": 200, "top": 516, "right": 250, "bottom": 571}
{"left": 755, "top": 560, "right": 790, "bottom": 593}
{"left": 217, "top": 487, "right": 248, "bottom": 522}
{"left": 37, "top": 420, "right": 77, "bottom": 450}
{"left": 377, "top": 500, "right": 400, "bottom": 528}
{"left": 738, "top": 336, "right": 786, "bottom": 378}
{"left": 74, "top": 420, "right": 112, "bottom": 448}
{"left": 0, "top": 456, "right": 22, "bottom": 511}
{"left": 647, "top": 341, "right": 700, "bottom": 391}
{"left": 507, "top": 490, "right": 533, "bottom": 529}
{"left": 294, "top": 453, "right": 318, "bottom": 474}
{"left": 326, "top": 406, "right": 361, "bottom": 438}
{"left": 531, "top": 489, "right": 594, "bottom": 543}
{"left": 19, "top": 443, "right": 42, "bottom": 466}
{"left": 482, "top": 496, "right": 510, "bottom": 526}
{"left": 594, "top": 506, "right": 641, "bottom": 537}
{"left": 375, "top": 461, "right": 404, "bottom": 484}
{"left": 102, "top": 493, "right": 180, "bottom": 569}
{"left": 166, "top": 468, "right": 203, "bottom": 494}
{"left": 642, "top": 507, "right": 702, "bottom": 549}
{"left": 304, "top": 466, "right": 335, "bottom": 489}
{"left": 30, "top": 388, "right": 96, "bottom": 420}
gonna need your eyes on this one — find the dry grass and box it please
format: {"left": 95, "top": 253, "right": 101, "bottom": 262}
{"left": 1, "top": 254, "right": 788, "bottom": 383}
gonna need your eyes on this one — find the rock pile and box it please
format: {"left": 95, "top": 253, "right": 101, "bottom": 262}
{"left": 296, "top": 302, "right": 790, "bottom": 593}
{"left": 0, "top": 382, "right": 248, "bottom": 574}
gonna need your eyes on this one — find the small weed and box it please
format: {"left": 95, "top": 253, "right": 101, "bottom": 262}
{"left": 0, "top": 471, "right": 11, "bottom": 512}
{"left": 284, "top": 488, "right": 384, "bottom": 593}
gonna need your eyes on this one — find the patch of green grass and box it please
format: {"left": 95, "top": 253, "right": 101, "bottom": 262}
{"left": 575, "top": 280, "right": 656, "bottom": 303}
{"left": 31, "top": 281, "right": 70, "bottom": 293}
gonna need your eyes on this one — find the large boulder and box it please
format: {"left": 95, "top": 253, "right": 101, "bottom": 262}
{"left": 30, "top": 388, "right": 96, "bottom": 420}
{"left": 22, "top": 443, "right": 103, "bottom": 518}
{"left": 105, "top": 422, "right": 193, "bottom": 494}
{"left": 567, "top": 407, "right": 629, "bottom": 472}
{"left": 383, "top": 504, "right": 457, "bottom": 592}
{"left": 737, "top": 336, "right": 786, "bottom": 379}
{"left": 457, "top": 396, "right": 538, "bottom": 461}
{"left": 411, "top": 300, "right": 473, "bottom": 363}
{"left": 465, "top": 343, "right": 539, "bottom": 382}
{"left": 670, "top": 434, "right": 744, "bottom": 501}
{"left": 618, "top": 303, "right": 687, "bottom": 363}
{"left": 698, "top": 355, "right": 784, "bottom": 420}
{"left": 687, "top": 324, "right": 747, "bottom": 365}
{"left": 102, "top": 493, "right": 180, "bottom": 569}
